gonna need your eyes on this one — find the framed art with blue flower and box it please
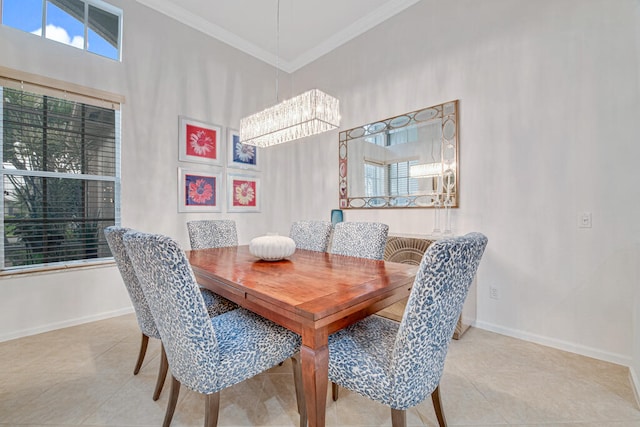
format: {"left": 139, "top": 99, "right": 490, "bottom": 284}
{"left": 227, "top": 128, "right": 258, "bottom": 170}
{"left": 227, "top": 173, "right": 260, "bottom": 213}
{"left": 178, "top": 168, "right": 222, "bottom": 212}
{"left": 178, "top": 116, "right": 222, "bottom": 165}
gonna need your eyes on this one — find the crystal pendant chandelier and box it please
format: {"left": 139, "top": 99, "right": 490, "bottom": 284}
{"left": 409, "top": 162, "right": 442, "bottom": 178}
{"left": 239, "top": 1, "right": 340, "bottom": 148}
{"left": 240, "top": 89, "right": 340, "bottom": 147}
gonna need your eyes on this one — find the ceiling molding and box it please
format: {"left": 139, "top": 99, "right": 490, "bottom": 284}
{"left": 136, "top": 0, "right": 420, "bottom": 73}
{"left": 136, "top": 0, "right": 280, "bottom": 68}
{"left": 287, "top": 0, "right": 421, "bottom": 72}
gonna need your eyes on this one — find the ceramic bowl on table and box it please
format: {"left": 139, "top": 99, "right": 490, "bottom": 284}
{"left": 249, "top": 235, "right": 296, "bottom": 261}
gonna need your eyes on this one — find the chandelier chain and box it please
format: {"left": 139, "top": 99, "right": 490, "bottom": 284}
{"left": 238, "top": 0, "right": 340, "bottom": 147}
{"left": 275, "top": 0, "right": 280, "bottom": 102}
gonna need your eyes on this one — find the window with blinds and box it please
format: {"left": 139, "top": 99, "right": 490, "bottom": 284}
{"left": 388, "top": 160, "right": 420, "bottom": 196}
{"left": 362, "top": 125, "right": 420, "bottom": 198}
{"left": 364, "top": 161, "right": 385, "bottom": 197}
{"left": 1, "top": 84, "right": 120, "bottom": 271}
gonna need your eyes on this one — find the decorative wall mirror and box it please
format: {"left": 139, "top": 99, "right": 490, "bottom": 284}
{"left": 338, "top": 100, "right": 458, "bottom": 209}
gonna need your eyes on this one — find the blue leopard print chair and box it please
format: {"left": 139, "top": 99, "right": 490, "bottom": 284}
{"left": 329, "top": 221, "right": 389, "bottom": 260}
{"left": 328, "top": 232, "right": 488, "bottom": 427}
{"left": 104, "top": 226, "right": 237, "bottom": 401}
{"left": 289, "top": 220, "right": 333, "bottom": 252}
{"left": 185, "top": 220, "right": 241, "bottom": 313}
{"left": 187, "top": 219, "right": 238, "bottom": 249}
{"left": 122, "top": 230, "right": 305, "bottom": 427}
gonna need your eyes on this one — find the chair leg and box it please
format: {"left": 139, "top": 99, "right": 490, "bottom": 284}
{"left": 153, "top": 344, "right": 169, "bottom": 401}
{"left": 204, "top": 392, "right": 220, "bottom": 427}
{"left": 431, "top": 385, "right": 447, "bottom": 427}
{"left": 134, "top": 333, "right": 149, "bottom": 375}
{"left": 162, "top": 374, "right": 181, "bottom": 427}
{"left": 391, "top": 409, "right": 406, "bottom": 427}
{"left": 291, "top": 354, "right": 307, "bottom": 427}
{"left": 331, "top": 382, "right": 339, "bottom": 401}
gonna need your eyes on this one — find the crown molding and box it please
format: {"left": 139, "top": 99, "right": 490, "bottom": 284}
{"left": 288, "top": 0, "right": 420, "bottom": 72}
{"left": 136, "top": 0, "right": 420, "bottom": 73}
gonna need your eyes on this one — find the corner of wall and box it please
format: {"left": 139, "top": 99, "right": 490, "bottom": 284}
{"left": 631, "top": 367, "right": 640, "bottom": 409}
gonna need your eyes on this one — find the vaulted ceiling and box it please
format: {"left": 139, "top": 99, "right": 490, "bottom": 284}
{"left": 135, "top": 0, "right": 421, "bottom": 72}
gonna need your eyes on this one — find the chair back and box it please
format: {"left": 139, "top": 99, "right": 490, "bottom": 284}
{"left": 104, "top": 226, "right": 159, "bottom": 339}
{"left": 289, "top": 220, "right": 333, "bottom": 252}
{"left": 123, "top": 230, "right": 220, "bottom": 393}
{"left": 187, "top": 219, "right": 238, "bottom": 249}
{"left": 389, "top": 232, "right": 488, "bottom": 408}
{"left": 329, "top": 221, "right": 389, "bottom": 260}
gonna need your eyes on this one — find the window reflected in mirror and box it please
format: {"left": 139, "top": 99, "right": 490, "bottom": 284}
{"left": 339, "top": 100, "right": 458, "bottom": 209}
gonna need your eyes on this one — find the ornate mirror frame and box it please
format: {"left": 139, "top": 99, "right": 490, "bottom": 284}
{"left": 338, "top": 100, "right": 459, "bottom": 209}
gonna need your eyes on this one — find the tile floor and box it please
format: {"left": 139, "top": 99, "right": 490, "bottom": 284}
{"left": 0, "top": 313, "right": 639, "bottom": 426}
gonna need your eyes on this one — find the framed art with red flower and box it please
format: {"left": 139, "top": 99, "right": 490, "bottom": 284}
{"left": 178, "top": 116, "right": 222, "bottom": 165}
{"left": 178, "top": 168, "right": 222, "bottom": 212}
{"left": 227, "top": 173, "right": 260, "bottom": 213}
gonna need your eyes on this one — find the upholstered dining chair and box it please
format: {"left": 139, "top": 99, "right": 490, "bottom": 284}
{"left": 104, "top": 226, "right": 237, "bottom": 401}
{"left": 122, "top": 230, "right": 306, "bottom": 427}
{"left": 328, "top": 232, "right": 488, "bottom": 427}
{"left": 289, "top": 220, "right": 333, "bottom": 252}
{"left": 187, "top": 219, "right": 238, "bottom": 249}
{"left": 329, "top": 221, "right": 389, "bottom": 260}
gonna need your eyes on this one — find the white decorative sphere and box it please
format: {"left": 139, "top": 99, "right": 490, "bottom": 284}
{"left": 249, "top": 235, "right": 296, "bottom": 261}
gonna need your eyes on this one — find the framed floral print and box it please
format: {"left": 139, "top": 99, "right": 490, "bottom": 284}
{"left": 227, "top": 173, "right": 260, "bottom": 212}
{"left": 227, "top": 128, "right": 258, "bottom": 170}
{"left": 178, "top": 116, "right": 222, "bottom": 165}
{"left": 178, "top": 168, "right": 222, "bottom": 212}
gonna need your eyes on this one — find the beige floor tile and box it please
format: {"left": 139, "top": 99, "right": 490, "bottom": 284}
{"left": 413, "top": 369, "right": 508, "bottom": 426}
{"left": 331, "top": 387, "right": 425, "bottom": 426}
{"left": 2, "top": 372, "right": 132, "bottom": 425}
{"left": 83, "top": 371, "right": 166, "bottom": 426}
{"left": 1, "top": 315, "right": 639, "bottom": 427}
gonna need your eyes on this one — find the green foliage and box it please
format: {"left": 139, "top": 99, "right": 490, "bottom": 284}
{"left": 2, "top": 88, "right": 115, "bottom": 267}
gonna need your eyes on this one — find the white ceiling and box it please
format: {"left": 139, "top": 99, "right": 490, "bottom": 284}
{"left": 135, "top": 0, "right": 421, "bottom": 73}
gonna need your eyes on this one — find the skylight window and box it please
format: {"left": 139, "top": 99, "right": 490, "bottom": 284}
{"left": 1, "top": 0, "right": 122, "bottom": 61}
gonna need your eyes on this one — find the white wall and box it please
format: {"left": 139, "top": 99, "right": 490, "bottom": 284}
{"left": 268, "top": 0, "right": 640, "bottom": 366}
{"left": 632, "top": 0, "right": 640, "bottom": 403}
{"left": 0, "top": 0, "right": 285, "bottom": 340}
{"left": 1, "top": 0, "right": 639, "bottom": 378}
{"left": 634, "top": 288, "right": 640, "bottom": 402}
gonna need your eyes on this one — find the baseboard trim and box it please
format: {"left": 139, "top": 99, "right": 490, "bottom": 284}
{"left": 631, "top": 367, "right": 640, "bottom": 408}
{"left": 0, "top": 307, "right": 134, "bottom": 343}
{"left": 473, "top": 320, "right": 632, "bottom": 367}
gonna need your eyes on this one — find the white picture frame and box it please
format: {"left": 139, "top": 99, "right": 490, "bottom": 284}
{"left": 178, "top": 116, "right": 222, "bottom": 166}
{"left": 227, "top": 128, "right": 259, "bottom": 170}
{"left": 178, "top": 167, "right": 222, "bottom": 212}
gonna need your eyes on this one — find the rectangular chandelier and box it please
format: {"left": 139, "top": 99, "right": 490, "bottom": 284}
{"left": 410, "top": 162, "right": 442, "bottom": 178}
{"left": 239, "top": 89, "right": 340, "bottom": 148}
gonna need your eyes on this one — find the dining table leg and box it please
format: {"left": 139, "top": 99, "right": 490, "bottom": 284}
{"left": 300, "top": 330, "right": 329, "bottom": 427}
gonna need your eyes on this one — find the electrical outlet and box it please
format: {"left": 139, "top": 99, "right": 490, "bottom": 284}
{"left": 578, "top": 212, "right": 592, "bottom": 228}
{"left": 489, "top": 286, "right": 500, "bottom": 300}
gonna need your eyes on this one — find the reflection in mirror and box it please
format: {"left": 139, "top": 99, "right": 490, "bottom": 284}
{"left": 338, "top": 100, "right": 458, "bottom": 209}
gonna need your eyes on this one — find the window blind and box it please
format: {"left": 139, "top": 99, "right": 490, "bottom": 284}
{"left": 1, "top": 84, "right": 120, "bottom": 271}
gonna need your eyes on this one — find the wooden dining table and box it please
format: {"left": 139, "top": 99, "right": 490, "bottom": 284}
{"left": 187, "top": 245, "right": 418, "bottom": 427}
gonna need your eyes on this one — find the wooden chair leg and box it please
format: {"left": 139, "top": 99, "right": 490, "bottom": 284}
{"left": 153, "top": 344, "right": 169, "bottom": 401}
{"left": 391, "top": 408, "right": 406, "bottom": 427}
{"left": 291, "top": 354, "right": 307, "bottom": 427}
{"left": 331, "top": 382, "right": 339, "bottom": 401}
{"left": 431, "top": 385, "right": 447, "bottom": 427}
{"left": 134, "top": 333, "right": 149, "bottom": 375}
{"left": 162, "top": 375, "right": 181, "bottom": 427}
{"left": 204, "top": 392, "right": 220, "bottom": 427}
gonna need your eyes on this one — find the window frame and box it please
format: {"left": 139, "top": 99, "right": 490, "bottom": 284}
{"left": 0, "top": 66, "right": 124, "bottom": 274}
{"left": 1, "top": 0, "right": 123, "bottom": 61}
